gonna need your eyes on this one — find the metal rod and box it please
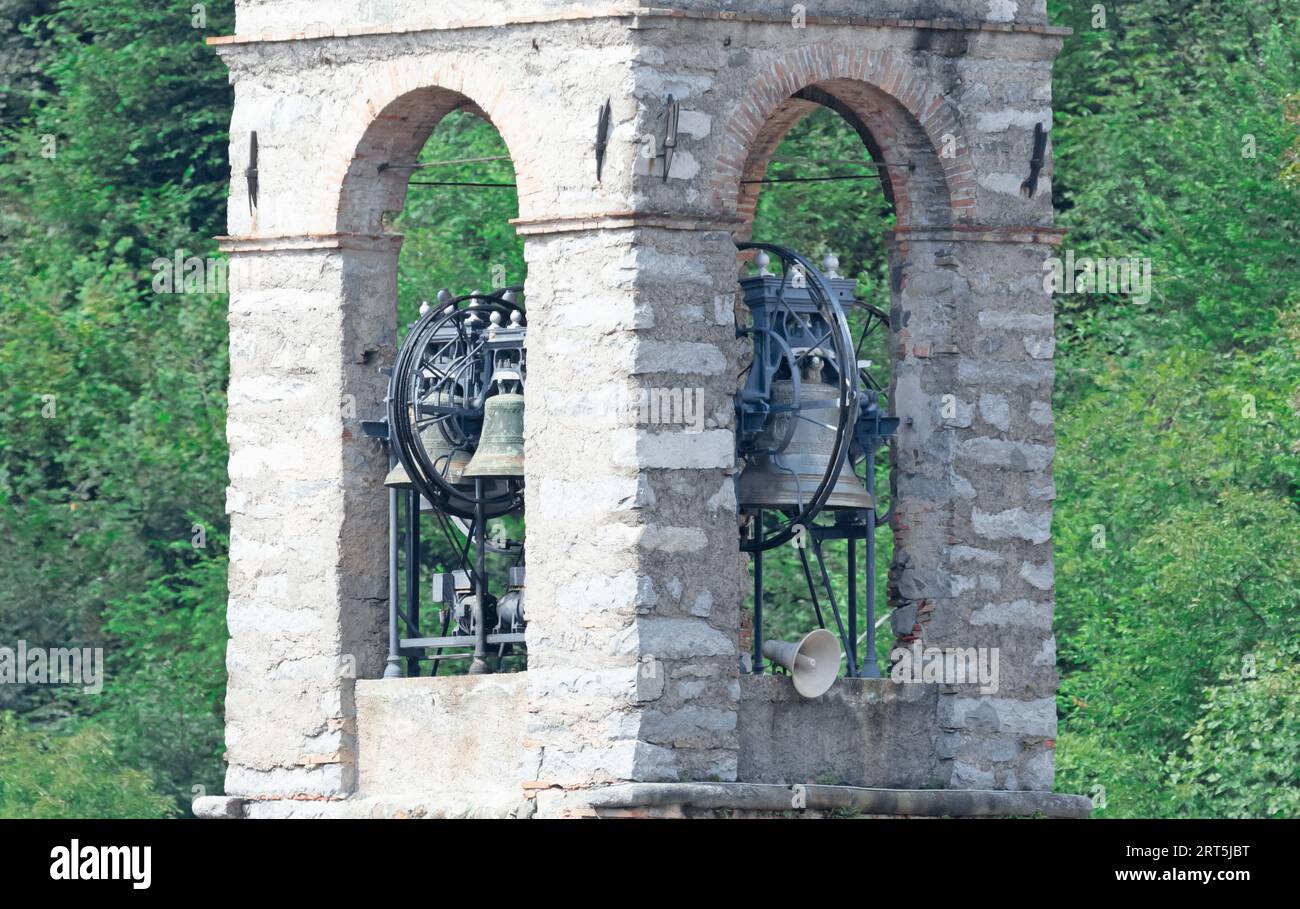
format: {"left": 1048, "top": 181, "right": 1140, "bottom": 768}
{"left": 405, "top": 487, "right": 421, "bottom": 677}
{"left": 430, "top": 604, "right": 451, "bottom": 677}
{"left": 383, "top": 474, "right": 402, "bottom": 678}
{"left": 407, "top": 180, "right": 517, "bottom": 187}
{"left": 740, "top": 171, "right": 909, "bottom": 186}
{"left": 752, "top": 510, "right": 764, "bottom": 675}
{"left": 861, "top": 456, "right": 882, "bottom": 678}
{"left": 401, "top": 633, "right": 527, "bottom": 649}
{"left": 408, "top": 171, "right": 908, "bottom": 189}
{"left": 379, "top": 155, "right": 512, "bottom": 171}
{"left": 813, "top": 538, "right": 858, "bottom": 678}
{"left": 424, "top": 646, "right": 528, "bottom": 664}
{"left": 468, "top": 478, "right": 491, "bottom": 674}
{"left": 394, "top": 602, "right": 420, "bottom": 635}
{"left": 769, "top": 157, "right": 909, "bottom": 168}
{"left": 797, "top": 544, "right": 827, "bottom": 630}
{"left": 847, "top": 528, "right": 858, "bottom": 677}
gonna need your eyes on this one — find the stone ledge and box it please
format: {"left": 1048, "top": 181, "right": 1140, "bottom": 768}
{"left": 889, "top": 226, "right": 1069, "bottom": 246}
{"left": 234, "top": 792, "right": 532, "bottom": 819}
{"left": 217, "top": 232, "right": 405, "bottom": 254}
{"left": 581, "top": 782, "right": 1093, "bottom": 818}
{"left": 355, "top": 674, "right": 527, "bottom": 801}
{"left": 207, "top": 11, "right": 1070, "bottom": 48}
{"left": 192, "top": 795, "right": 247, "bottom": 819}
{"left": 739, "top": 675, "right": 939, "bottom": 789}
{"left": 511, "top": 211, "right": 744, "bottom": 236}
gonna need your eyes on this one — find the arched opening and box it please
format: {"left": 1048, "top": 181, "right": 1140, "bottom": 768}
{"left": 732, "top": 76, "right": 953, "bottom": 678}
{"left": 744, "top": 104, "right": 894, "bottom": 672}
{"left": 735, "top": 78, "right": 957, "bottom": 238}
{"left": 396, "top": 109, "right": 527, "bottom": 678}
{"left": 339, "top": 88, "right": 529, "bottom": 678}
{"left": 394, "top": 110, "right": 524, "bottom": 326}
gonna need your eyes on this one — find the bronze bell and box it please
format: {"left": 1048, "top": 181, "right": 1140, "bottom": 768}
{"left": 424, "top": 429, "right": 474, "bottom": 486}
{"left": 462, "top": 392, "right": 525, "bottom": 479}
{"left": 738, "top": 377, "right": 875, "bottom": 511}
{"left": 384, "top": 415, "right": 471, "bottom": 487}
{"left": 383, "top": 459, "right": 440, "bottom": 512}
{"left": 386, "top": 413, "right": 487, "bottom": 510}
{"left": 416, "top": 390, "right": 471, "bottom": 484}
{"left": 383, "top": 459, "right": 414, "bottom": 489}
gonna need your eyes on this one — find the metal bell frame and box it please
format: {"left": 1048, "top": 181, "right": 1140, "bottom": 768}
{"left": 389, "top": 289, "right": 526, "bottom": 519}
{"left": 734, "top": 243, "right": 900, "bottom": 681}
{"left": 377, "top": 286, "right": 528, "bottom": 678}
{"left": 735, "top": 242, "right": 861, "bottom": 551}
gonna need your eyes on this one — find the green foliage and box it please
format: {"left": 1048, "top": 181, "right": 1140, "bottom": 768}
{"left": 1049, "top": 0, "right": 1300, "bottom": 355}
{"left": 1048, "top": 0, "right": 1300, "bottom": 817}
{"left": 1286, "top": 94, "right": 1300, "bottom": 187}
{"left": 0, "top": 0, "right": 232, "bottom": 813}
{"left": 0, "top": 712, "right": 175, "bottom": 818}
{"left": 753, "top": 107, "right": 894, "bottom": 312}
{"left": 1054, "top": 729, "right": 1169, "bottom": 820}
{"left": 96, "top": 540, "right": 229, "bottom": 808}
{"left": 1168, "top": 642, "right": 1300, "bottom": 819}
{"left": 395, "top": 111, "right": 524, "bottom": 328}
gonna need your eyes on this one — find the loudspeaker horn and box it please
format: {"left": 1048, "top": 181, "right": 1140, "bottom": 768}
{"left": 762, "top": 628, "right": 842, "bottom": 698}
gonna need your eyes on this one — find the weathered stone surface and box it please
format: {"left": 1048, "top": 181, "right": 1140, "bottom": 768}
{"left": 192, "top": 796, "right": 245, "bottom": 819}
{"left": 355, "top": 676, "right": 526, "bottom": 805}
{"left": 939, "top": 695, "right": 1057, "bottom": 737}
{"left": 970, "top": 599, "right": 1054, "bottom": 629}
{"left": 570, "top": 781, "right": 1091, "bottom": 819}
{"left": 213, "top": 0, "right": 1066, "bottom": 812}
{"left": 738, "top": 677, "right": 941, "bottom": 789}
{"left": 973, "top": 507, "right": 1054, "bottom": 544}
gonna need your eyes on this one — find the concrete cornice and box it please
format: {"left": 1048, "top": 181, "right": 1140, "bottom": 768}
{"left": 206, "top": 8, "right": 1070, "bottom": 49}
{"left": 889, "top": 225, "right": 1069, "bottom": 246}
{"left": 510, "top": 211, "right": 744, "bottom": 236}
{"left": 216, "top": 232, "right": 404, "bottom": 254}
{"left": 579, "top": 782, "right": 1093, "bottom": 818}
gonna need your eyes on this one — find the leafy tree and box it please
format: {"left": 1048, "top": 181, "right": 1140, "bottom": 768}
{"left": 1048, "top": 0, "right": 1300, "bottom": 816}
{"left": 0, "top": 712, "right": 175, "bottom": 818}
{"left": 1168, "top": 642, "right": 1300, "bottom": 819}
{"left": 396, "top": 111, "right": 524, "bottom": 328}
{"left": 0, "top": 0, "right": 232, "bottom": 812}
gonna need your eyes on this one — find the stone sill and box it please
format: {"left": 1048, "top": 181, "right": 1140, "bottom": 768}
{"left": 197, "top": 783, "right": 1092, "bottom": 819}
{"left": 583, "top": 781, "right": 1093, "bottom": 818}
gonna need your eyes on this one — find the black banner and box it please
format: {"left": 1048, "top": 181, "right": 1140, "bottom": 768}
{"left": 0, "top": 818, "right": 1287, "bottom": 894}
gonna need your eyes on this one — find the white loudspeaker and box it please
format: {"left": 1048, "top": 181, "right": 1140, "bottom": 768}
{"left": 762, "top": 628, "right": 842, "bottom": 698}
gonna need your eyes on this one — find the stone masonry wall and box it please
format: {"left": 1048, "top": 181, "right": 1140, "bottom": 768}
{"left": 519, "top": 226, "right": 744, "bottom": 786}
{"left": 213, "top": 1, "right": 1064, "bottom": 814}
{"left": 222, "top": 236, "right": 395, "bottom": 798}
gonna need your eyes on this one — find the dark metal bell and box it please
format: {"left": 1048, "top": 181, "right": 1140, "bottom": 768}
{"left": 417, "top": 391, "right": 474, "bottom": 486}
{"left": 424, "top": 431, "right": 473, "bottom": 486}
{"left": 383, "top": 460, "right": 414, "bottom": 489}
{"left": 462, "top": 392, "right": 525, "bottom": 479}
{"left": 384, "top": 412, "right": 470, "bottom": 488}
{"left": 738, "top": 378, "right": 875, "bottom": 511}
{"left": 387, "top": 414, "right": 500, "bottom": 509}
{"left": 383, "top": 460, "right": 440, "bottom": 512}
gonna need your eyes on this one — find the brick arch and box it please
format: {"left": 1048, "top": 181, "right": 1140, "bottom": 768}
{"left": 719, "top": 47, "right": 972, "bottom": 237}
{"left": 331, "top": 56, "right": 539, "bottom": 235}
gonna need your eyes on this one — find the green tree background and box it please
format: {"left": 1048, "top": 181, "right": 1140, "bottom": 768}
{"left": 0, "top": 0, "right": 1295, "bottom": 817}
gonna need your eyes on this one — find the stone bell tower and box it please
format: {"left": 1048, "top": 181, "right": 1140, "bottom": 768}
{"left": 200, "top": 0, "right": 1089, "bottom": 819}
